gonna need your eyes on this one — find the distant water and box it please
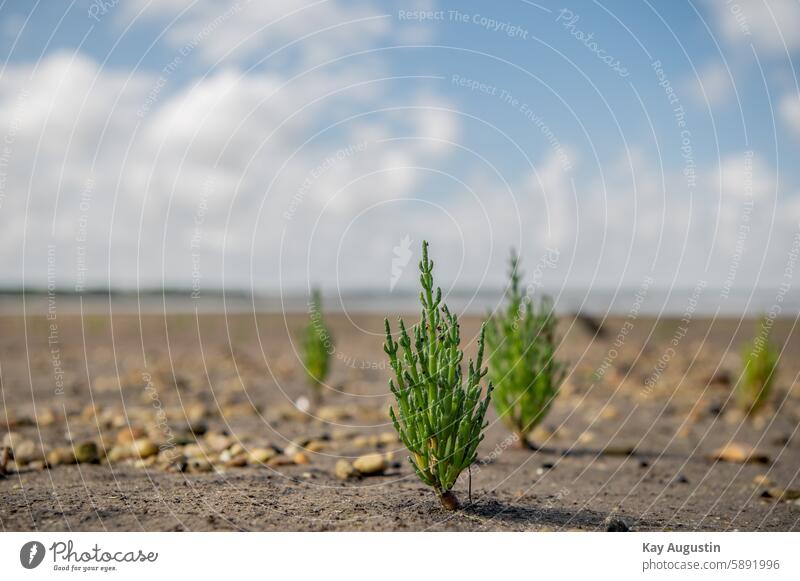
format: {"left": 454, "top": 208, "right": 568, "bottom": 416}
{"left": 3, "top": 287, "right": 798, "bottom": 317}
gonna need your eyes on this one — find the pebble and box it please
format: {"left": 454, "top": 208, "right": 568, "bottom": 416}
{"left": 10, "top": 440, "right": 43, "bottom": 465}
{"left": 248, "top": 448, "right": 277, "bottom": 464}
{"left": 74, "top": 441, "right": 100, "bottom": 464}
{"left": 353, "top": 453, "right": 386, "bottom": 475}
{"left": 132, "top": 439, "right": 159, "bottom": 459}
{"left": 2, "top": 431, "right": 22, "bottom": 449}
{"left": 47, "top": 447, "right": 76, "bottom": 466}
{"left": 710, "top": 443, "right": 770, "bottom": 464}
{"left": 335, "top": 459, "right": 357, "bottom": 480}
{"left": 188, "top": 458, "right": 213, "bottom": 473}
{"left": 606, "top": 518, "right": 630, "bottom": 532}
{"left": 116, "top": 427, "right": 146, "bottom": 444}
{"left": 224, "top": 454, "right": 248, "bottom": 468}
{"left": 753, "top": 474, "right": 773, "bottom": 486}
{"left": 761, "top": 487, "right": 800, "bottom": 502}
{"left": 317, "top": 406, "right": 351, "bottom": 422}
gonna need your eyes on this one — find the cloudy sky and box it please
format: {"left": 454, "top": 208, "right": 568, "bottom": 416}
{"left": 1, "top": 0, "right": 799, "bottom": 307}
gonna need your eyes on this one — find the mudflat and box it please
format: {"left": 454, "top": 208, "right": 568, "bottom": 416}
{"left": 1, "top": 312, "right": 798, "bottom": 531}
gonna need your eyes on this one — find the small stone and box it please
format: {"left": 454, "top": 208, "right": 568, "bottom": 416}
{"left": 292, "top": 452, "right": 309, "bottom": 465}
{"left": 188, "top": 458, "right": 212, "bottom": 473}
{"left": 600, "top": 406, "right": 618, "bottom": 420}
{"left": 2, "top": 431, "right": 22, "bottom": 449}
{"left": 182, "top": 443, "right": 205, "bottom": 458}
{"left": 305, "top": 440, "right": 326, "bottom": 453}
{"left": 353, "top": 453, "right": 386, "bottom": 475}
{"left": 133, "top": 457, "right": 156, "bottom": 469}
{"left": 47, "top": 447, "right": 75, "bottom": 466}
{"left": 601, "top": 444, "right": 636, "bottom": 457}
{"left": 132, "top": 439, "right": 159, "bottom": 459}
{"left": 761, "top": 487, "right": 800, "bottom": 502}
{"left": 378, "top": 432, "right": 398, "bottom": 445}
{"left": 74, "top": 441, "right": 100, "bottom": 464}
{"left": 10, "top": 440, "right": 43, "bottom": 465}
{"left": 116, "top": 427, "right": 146, "bottom": 444}
{"left": 317, "top": 405, "right": 351, "bottom": 422}
{"left": 710, "top": 443, "right": 770, "bottom": 464}
{"left": 606, "top": 518, "right": 629, "bottom": 532}
{"left": 335, "top": 459, "right": 357, "bottom": 480}
{"left": 672, "top": 474, "right": 689, "bottom": 484}
{"left": 37, "top": 409, "right": 57, "bottom": 426}
{"left": 106, "top": 445, "right": 131, "bottom": 463}
{"left": 753, "top": 474, "right": 773, "bottom": 486}
{"left": 204, "top": 433, "right": 232, "bottom": 453}
{"left": 248, "top": 448, "right": 277, "bottom": 464}
{"left": 224, "top": 454, "right": 248, "bottom": 468}
{"left": 267, "top": 455, "right": 294, "bottom": 467}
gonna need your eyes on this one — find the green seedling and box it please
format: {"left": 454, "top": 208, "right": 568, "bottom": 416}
{"left": 485, "top": 250, "right": 566, "bottom": 449}
{"left": 737, "top": 317, "right": 779, "bottom": 417}
{"left": 302, "top": 289, "right": 333, "bottom": 402}
{"left": 384, "top": 241, "right": 493, "bottom": 510}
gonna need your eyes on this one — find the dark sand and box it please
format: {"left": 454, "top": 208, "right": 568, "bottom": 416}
{"left": 1, "top": 311, "right": 799, "bottom": 531}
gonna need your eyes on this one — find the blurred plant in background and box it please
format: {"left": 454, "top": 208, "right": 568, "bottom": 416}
{"left": 302, "top": 289, "right": 333, "bottom": 402}
{"left": 486, "top": 250, "right": 567, "bottom": 449}
{"left": 737, "top": 317, "right": 779, "bottom": 417}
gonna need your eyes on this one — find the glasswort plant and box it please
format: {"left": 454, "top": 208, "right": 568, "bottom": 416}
{"left": 485, "top": 251, "right": 566, "bottom": 449}
{"left": 302, "top": 289, "right": 333, "bottom": 402}
{"left": 384, "top": 241, "right": 493, "bottom": 510}
{"left": 737, "top": 317, "right": 779, "bottom": 417}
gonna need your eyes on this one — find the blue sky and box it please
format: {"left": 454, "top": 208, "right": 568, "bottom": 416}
{"left": 1, "top": 0, "right": 799, "bottom": 308}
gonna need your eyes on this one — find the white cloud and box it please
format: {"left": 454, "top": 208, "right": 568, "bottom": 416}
{"left": 119, "top": 0, "right": 392, "bottom": 66}
{"left": 780, "top": 94, "right": 800, "bottom": 137}
{"left": 684, "top": 61, "right": 734, "bottom": 107}
{"left": 713, "top": 152, "right": 775, "bottom": 198}
{"left": 709, "top": 0, "right": 800, "bottom": 54}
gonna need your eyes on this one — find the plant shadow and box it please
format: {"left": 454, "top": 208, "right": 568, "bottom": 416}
{"left": 461, "top": 498, "right": 654, "bottom": 530}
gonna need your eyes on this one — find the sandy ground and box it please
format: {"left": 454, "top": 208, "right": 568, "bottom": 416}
{"left": 1, "top": 309, "right": 799, "bottom": 531}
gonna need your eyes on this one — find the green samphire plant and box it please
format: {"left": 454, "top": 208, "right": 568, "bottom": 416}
{"left": 384, "top": 241, "right": 493, "bottom": 510}
{"left": 737, "top": 317, "right": 779, "bottom": 417}
{"left": 485, "top": 250, "right": 566, "bottom": 449}
{"left": 302, "top": 289, "right": 333, "bottom": 402}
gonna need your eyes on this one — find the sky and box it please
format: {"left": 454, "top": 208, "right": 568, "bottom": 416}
{"left": 0, "top": 0, "right": 799, "bottom": 309}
